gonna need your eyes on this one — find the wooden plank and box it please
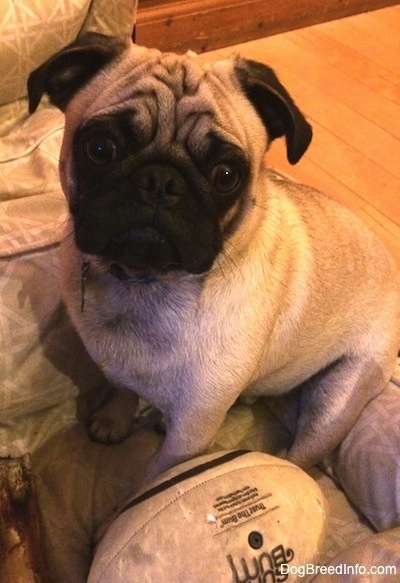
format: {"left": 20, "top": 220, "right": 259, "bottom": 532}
{"left": 136, "top": 0, "right": 399, "bottom": 53}
{"left": 347, "top": 7, "right": 400, "bottom": 46}
{"left": 266, "top": 118, "right": 400, "bottom": 219}
{"left": 304, "top": 121, "right": 400, "bottom": 218}
{"left": 285, "top": 30, "right": 400, "bottom": 141}
{"left": 252, "top": 42, "right": 400, "bottom": 182}
{"left": 293, "top": 26, "right": 400, "bottom": 104}
{"left": 319, "top": 15, "right": 400, "bottom": 77}
{"left": 371, "top": 3, "right": 400, "bottom": 29}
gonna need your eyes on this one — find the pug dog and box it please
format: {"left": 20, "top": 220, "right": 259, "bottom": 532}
{"left": 29, "top": 33, "right": 400, "bottom": 480}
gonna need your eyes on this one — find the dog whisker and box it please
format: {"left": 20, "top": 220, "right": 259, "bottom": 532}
{"left": 252, "top": 201, "right": 270, "bottom": 213}
{"left": 209, "top": 241, "right": 242, "bottom": 282}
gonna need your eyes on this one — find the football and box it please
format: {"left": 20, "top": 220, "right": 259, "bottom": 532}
{"left": 88, "top": 451, "right": 327, "bottom": 582}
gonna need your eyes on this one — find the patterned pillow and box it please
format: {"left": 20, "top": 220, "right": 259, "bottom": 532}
{"left": 82, "top": 0, "right": 138, "bottom": 40}
{"left": 0, "top": 0, "right": 91, "bottom": 106}
{"left": 0, "top": 0, "right": 138, "bottom": 456}
{"left": 323, "top": 370, "right": 400, "bottom": 533}
{"left": 312, "top": 528, "right": 400, "bottom": 582}
{"left": 265, "top": 364, "right": 400, "bottom": 534}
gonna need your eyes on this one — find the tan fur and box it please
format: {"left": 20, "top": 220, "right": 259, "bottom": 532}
{"left": 36, "top": 41, "right": 400, "bottom": 479}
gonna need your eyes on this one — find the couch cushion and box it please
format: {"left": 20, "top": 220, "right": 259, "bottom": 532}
{"left": 0, "top": 104, "right": 64, "bottom": 202}
{"left": 0, "top": 0, "right": 139, "bottom": 457}
{"left": 323, "top": 368, "right": 400, "bottom": 533}
{"left": 82, "top": 0, "right": 138, "bottom": 39}
{"left": 266, "top": 362, "right": 400, "bottom": 534}
{"left": 312, "top": 528, "right": 400, "bottom": 582}
{"left": 0, "top": 227, "right": 108, "bottom": 456}
{"left": 0, "top": 0, "right": 91, "bottom": 106}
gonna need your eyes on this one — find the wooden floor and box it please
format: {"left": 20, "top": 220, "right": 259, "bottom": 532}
{"left": 204, "top": 5, "right": 400, "bottom": 269}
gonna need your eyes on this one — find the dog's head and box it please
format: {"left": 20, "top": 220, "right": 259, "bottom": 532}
{"left": 28, "top": 33, "right": 312, "bottom": 278}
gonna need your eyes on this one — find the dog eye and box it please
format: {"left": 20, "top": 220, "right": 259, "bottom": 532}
{"left": 211, "top": 163, "right": 241, "bottom": 194}
{"left": 84, "top": 136, "right": 118, "bottom": 166}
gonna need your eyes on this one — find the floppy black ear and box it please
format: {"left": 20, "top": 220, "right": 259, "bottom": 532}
{"left": 235, "top": 58, "right": 312, "bottom": 164}
{"left": 28, "top": 32, "right": 126, "bottom": 114}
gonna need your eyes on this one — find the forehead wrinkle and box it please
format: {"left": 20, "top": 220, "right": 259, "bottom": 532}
{"left": 155, "top": 54, "right": 204, "bottom": 96}
{"left": 171, "top": 61, "right": 217, "bottom": 145}
{"left": 84, "top": 51, "right": 209, "bottom": 136}
{"left": 140, "top": 57, "right": 206, "bottom": 145}
{"left": 84, "top": 53, "right": 160, "bottom": 117}
{"left": 175, "top": 89, "right": 214, "bottom": 144}
{"left": 203, "top": 64, "right": 268, "bottom": 163}
{"left": 93, "top": 71, "right": 177, "bottom": 142}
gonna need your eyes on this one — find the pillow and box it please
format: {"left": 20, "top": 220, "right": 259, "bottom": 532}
{"left": 0, "top": 233, "right": 108, "bottom": 456}
{"left": 32, "top": 422, "right": 161, "bottom": 583}
{"left": 312, "top": 528, "right": 400, "bottom": 582}
{"left": 0, "top": 0, "right": 140, "bottom": 459}
{"left": 81, "top": 0, "right": 138, "bottom": 39}
{"left": 265, "top": 362, "right": 400, "bottom": 533}
{"left": 0, "top": 0, "right": 91, "bottom": 105}
{"left": 322, "top": 369, "right": 400, "bottom": 532}
{"left": 0, "top": 107, "right": 108, "bottom": 456}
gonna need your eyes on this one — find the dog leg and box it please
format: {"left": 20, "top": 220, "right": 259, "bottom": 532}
{"left": 145, "top": 403, "right": 230, "bottom": 481}
{"left": 287, "top": 354, "right": 394, "bottom": 469}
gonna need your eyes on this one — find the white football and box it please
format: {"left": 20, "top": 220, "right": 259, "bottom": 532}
{"left": 88, "top": 451, "right": 327, "bottom": 582}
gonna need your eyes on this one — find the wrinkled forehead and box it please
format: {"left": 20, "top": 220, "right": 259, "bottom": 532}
{"left": 67, "top": 46, "right": 266, "bottom": 158}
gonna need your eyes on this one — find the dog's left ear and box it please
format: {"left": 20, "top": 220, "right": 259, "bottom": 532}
{"left": 28, "top": 32, "right": 126, "bottom": 114}
{"left": 235, "top": 58, "right": 312, "bottom": 164}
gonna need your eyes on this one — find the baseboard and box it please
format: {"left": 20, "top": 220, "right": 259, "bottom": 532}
{"left": 136, "top": 0, "right": 398, "bottom": 53}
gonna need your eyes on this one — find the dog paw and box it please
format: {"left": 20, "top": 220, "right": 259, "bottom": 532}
{"left": 88, "top": 413, "right": 134, "bottom": 444}
{"left": 87, "top": 388, "right": 138, "bottom": 445}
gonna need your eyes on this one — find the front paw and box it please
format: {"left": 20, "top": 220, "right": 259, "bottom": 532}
{"left": 87, "top": 388, "right": 138, "bottom": 445}
{"left": 88, "top": 414, "right": 133, "bottom": 444}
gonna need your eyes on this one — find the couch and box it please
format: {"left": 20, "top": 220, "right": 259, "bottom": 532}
{"left": 1, "top": 1, "right": 400, "bottom": 581}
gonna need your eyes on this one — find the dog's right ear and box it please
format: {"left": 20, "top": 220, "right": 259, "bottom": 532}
{"left": 28, "top": 32, "right": 126, "bottom": 114}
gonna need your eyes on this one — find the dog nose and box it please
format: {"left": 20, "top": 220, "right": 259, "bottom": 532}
{"left": 136, "top": 165, "right": 188, "bottom": 206}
